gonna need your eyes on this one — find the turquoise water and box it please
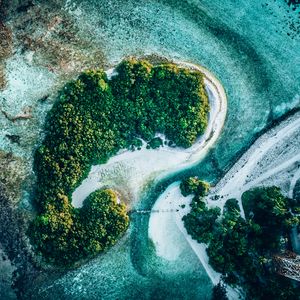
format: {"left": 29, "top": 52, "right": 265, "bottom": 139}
{"left": 20, "top": 0, "right": 300, "bottom": 299}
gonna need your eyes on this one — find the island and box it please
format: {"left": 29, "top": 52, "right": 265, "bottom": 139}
{"left": 29, "top": 58, "right": 210, "bottom": 265}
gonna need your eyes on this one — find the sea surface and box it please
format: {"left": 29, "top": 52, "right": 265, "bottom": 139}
{"left": 1, "top": 0, "right": 299, "bottom": 299}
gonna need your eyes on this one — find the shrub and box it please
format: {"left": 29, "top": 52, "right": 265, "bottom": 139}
{"left": 148, "top": 137, "right": 163, "bottom": 149}
{"left": 211, "top": 282, "right": 228, "bottom": 300}
{"left": 180, "top": 177, "right": 210, "bottom": 197}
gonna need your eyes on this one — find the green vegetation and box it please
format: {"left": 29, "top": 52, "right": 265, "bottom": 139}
{"left": 29, "top": 58, "right": 209, "bottom": 265}
{"left": 182, "top": 182, "right": 300, "bottom": 300}
{"left": 211, "top": 282, "right": 228, "bottom": 300}
{"left": 29, "top": 189, "right": 128, "bottom": 265}
{"left": 147, "top": 137, "right": 163, "bottom": 149}
{"left": 180, "top": 176, "right": 210, "bottom": 197}
{"left": 181, "top": 177, "right": 220, "bottom": 244}
{"left": 242, "top": 187, "right": 299, "bottom": 248}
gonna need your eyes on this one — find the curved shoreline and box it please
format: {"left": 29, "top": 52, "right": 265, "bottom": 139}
{"left": 148, "top": 181, "right": 243, "bottom": 298}
{"left": 156, "top": 60, "right": 228, "bottom": 174}
{"left": 148, "top": 182, "right": 221, "bottom": 284}
{"left": 71, "top": 61, "right": 227, "bottom": 208}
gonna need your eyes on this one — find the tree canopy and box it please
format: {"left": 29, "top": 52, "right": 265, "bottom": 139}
{"left": 181, "top": 182, "right": 300, "bottom": 300}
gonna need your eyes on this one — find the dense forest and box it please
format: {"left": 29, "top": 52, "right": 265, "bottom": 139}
{"left": 181, "top": 178, "right": 300, "bottom": 300}
{"left": 29, "top": 58, "right": 209, "bottom": 265}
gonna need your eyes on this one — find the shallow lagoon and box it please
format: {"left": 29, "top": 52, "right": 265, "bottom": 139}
{"left": 1, "top": 0, "right": 299, "bottom": 299}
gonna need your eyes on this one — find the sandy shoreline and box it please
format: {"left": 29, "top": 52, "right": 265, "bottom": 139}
{"left": 148, "top": 182, "right": 221, "bottom": 284}
{"left": 148, "top": 182, "right": 242, "bottom": 299}
{"left": 72, "top": 62, "right": 227, "bottom": 208}
{"left": 207, "top": 110, "right": 300, "bottom": 215}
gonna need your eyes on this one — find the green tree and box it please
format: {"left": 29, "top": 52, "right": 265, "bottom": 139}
{"left": 211, "top": 282, "right": 228, "bottom": 300}
{"left": 180, "top": 177, "right": 210, "bottom": 197}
